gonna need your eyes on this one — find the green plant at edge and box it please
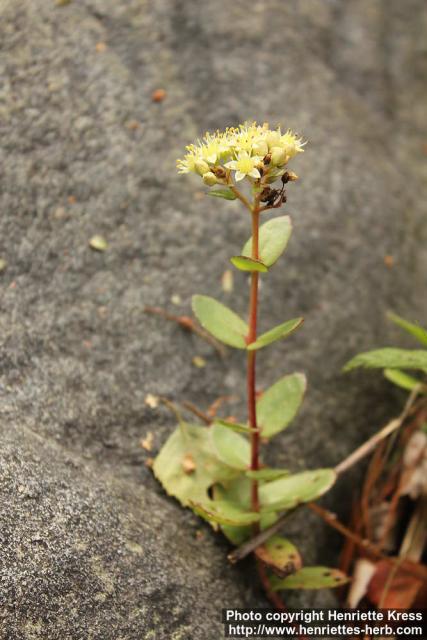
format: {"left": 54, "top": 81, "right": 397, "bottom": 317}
{"left": 344, "top": 311, "right": 427, "bottom": 395}
{"left": 153, "top": 122, "right": 348, "bottom": 595}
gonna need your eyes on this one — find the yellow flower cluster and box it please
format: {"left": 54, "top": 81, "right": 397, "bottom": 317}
{"left": 177, "top": 122, "right": 304, "bottom": 186}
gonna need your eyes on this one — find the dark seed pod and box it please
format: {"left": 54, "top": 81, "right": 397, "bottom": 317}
{"left": 260, "top": 187, "right": 272, "bottom": 202}
{"left": 213, "top": 166, "right": 226, "bottom": 178}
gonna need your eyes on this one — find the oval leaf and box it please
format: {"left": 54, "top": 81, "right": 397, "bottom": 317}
{"left": 242, "top": 216, "right": 292, "bottom": 267}
{"left": 211, "top": 423, "right": 250, "bottom": 469}
{"left": 192, "top": 295, "right": 248, "bottom": 349}
{"left": 247, "top": 318, "right": 303, "bottom": 351}
{"left": 270, "top": 566, "right": 349, "bottom": 590}
{"left": 344, "top": 348, "right": 427, "bottom": 374}
{"left": 257, "top": 373, "right": 307, "bottom": 438}
{"left": 259, "top": 468, "right": 336, "bottom": 512}
{"left": 214, "top": 479, "right": 277, "bottom": 545}
{"left": 153, "top": 423, "right": 238, "bottom": 507}
{"left": 230, "top": 255, "right": 268, "bottom": 273}
{"left": 387, "top": 312, "right": 427, "bottom": 347}
{"left": 384, "top": 368, "right": 424, "bottom": 391}
{"left": 255, "top": 535, "right": 302, "bottom": 578}
{"left": 189, "top": 499, "right": 260, "bottom": 526}
{"left": 207, "top": 188, "right": 237, "bottom": 200}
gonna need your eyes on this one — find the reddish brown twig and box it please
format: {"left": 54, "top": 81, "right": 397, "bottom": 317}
{"left": 206, "top": 394, "right": 239, "bottom": 419}
{"left": 181, "top": 401, "right": 212, "bottom": 425}
{"left": 334, "top": 388, "right": 419, "bottom": 476}
{"left": 256, "top": 559, "right": 286, "bottom": 610}
{"left": 308, "top": 502, "right": 427, "bottom": 582}
{"left": 144, "top": 305, "right": 227, "bottom": 357}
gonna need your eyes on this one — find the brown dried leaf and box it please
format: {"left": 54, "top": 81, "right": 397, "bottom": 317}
{"left": 367, "top": 560, "right": 424, "bottom": 609}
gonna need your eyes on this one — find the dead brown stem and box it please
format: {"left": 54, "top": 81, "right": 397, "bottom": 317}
{"left": 144, "top": 305, "right": 227, "bottom": 357}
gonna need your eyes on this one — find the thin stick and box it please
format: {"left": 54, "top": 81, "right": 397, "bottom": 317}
{"left": 308, "top": 503, "right": 427, "bottom": 582}
{"left": 144, "top": 306, "right": 227, "bottom": 357}
{"left": 228, "top": 507, "right": 300, "bottom": 563}
{"left": 334, "top": 389, "right": 419, "bottom": 476}
{"left": 181, "top": 401, "right": 212, "bottom": 425}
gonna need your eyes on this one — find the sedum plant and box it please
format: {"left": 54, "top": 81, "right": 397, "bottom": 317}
{"left": 153, "top": 123, "right": 347, "bottom": 593}
{"left": 344, "top": 312, "right": 427, "bottom": 393}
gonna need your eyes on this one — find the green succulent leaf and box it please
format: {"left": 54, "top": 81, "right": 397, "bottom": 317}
{"left": 211, "top": 423, "right": 250, "bottom": 470}
{"left": 255, "top": 535, "right": 302, "bottom": 578}
{"left": 214, "top": 478, "right": 277, "bottom": 545}
{"left": 230, "top": 255, "right": 268, "bottom": 273}
{"left": 213, "top": 419, "right": 254, "bottom": 434}
{"left": 257, "top": 373, "right": 307, "bottom": 438}
{"left": 270, "top": 566, "right": 349, "bottom": 590}
{"left": 384, "top": 368, "right": 425, "bottom": 391}
{"left": 344, "top": 348, "right": 427, "bottom": 374}
{"left": 189, "top": 499, "right": 260, "bottom": 526}
{"left": 207, "top": 188, "right": 237, "bottom": 200}
{"left": 242, "top": 216, "right": 292, "bottom": 267}
{"left": 259, "top": 468, "right": 336, "bottom": 512}
{"left": 153, "top": 423, "right": 237, "bottom": 507}
{"left": 221, "top": 511, "right": 278, "bottom": 546}
{"left": 387, "top": 312, "right": 427, "bottom": 347}
{"left": 192, "top": 295, "right": 248, "bottom": 349}
{"left": 246, "top": 468, "right": 290, "bottom": 481}
{"left": 247, "top": 318, "right": 303, "bottom": 351}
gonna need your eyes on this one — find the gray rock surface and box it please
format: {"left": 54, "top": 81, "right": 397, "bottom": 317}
{"left": 0, "top": 0, "right": 426, "bottom": 638}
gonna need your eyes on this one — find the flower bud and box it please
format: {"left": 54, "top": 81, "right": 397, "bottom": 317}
{"left": 195, "top": 159, "right": 210, "bottom": 176}
{"left": 270, "top": 146, "right": 288, "bottom": 167}
{"left": 265, "top": 131, "right": 281, "bottom": 150}
{"left": 252, "top": 140, "right": 269, "bottom": 157}
{"left": 202, "top": 171, "right": 218, "bottom": 186}
{"left": 286, "top": 170, "right": 299, "bottom": 182}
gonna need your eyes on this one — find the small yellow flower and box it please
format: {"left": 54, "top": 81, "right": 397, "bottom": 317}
{"left": 176, "top": 122, "right": 305, "bottom": 184}
{"left": 279, "top": 130, "right": 305, "bottom": 159}
{"left": 225, "top": 152, "right": 262, "bottom": 182}
{"left": 176, "top": 144, "right": 199, "bottom": 174}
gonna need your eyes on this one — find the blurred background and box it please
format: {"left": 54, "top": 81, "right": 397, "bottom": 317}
{"left": 0, "top": 1, "right": 426, "bottom": 638}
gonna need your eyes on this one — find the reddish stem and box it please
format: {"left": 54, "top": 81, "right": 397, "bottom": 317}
{"left": 247, "top": 208, "right": 260, "bottom": 514}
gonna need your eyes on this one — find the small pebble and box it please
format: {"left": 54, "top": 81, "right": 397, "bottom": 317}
{"left": 221, "top": 269, "right": 234, "bottom": 293}
{"left": 192, "top": 356, "right": 206, "bottom": 368}
{"left": 141, "top": 432, "right": 154, "bottom": 451}
{"left": 145, "top": 394, "right": 159, "bottom": 409}
{"left": 89, "top": 235, "right": 108, "bottom": 252}
{"left": 151, "top": 88, "right": 166, "bottom": 103}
